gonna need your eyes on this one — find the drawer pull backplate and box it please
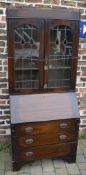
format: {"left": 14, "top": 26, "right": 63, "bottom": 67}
{"left": 25, "top": 139, "right": 34, "bottom": 144}
{"left": 60, "top": 123, "right": 68, "bottom": 128}
{"left": 59, "top": 135, "right": 67, "bottom": 140}
{"left": 25, "top": 151, "right": 34, "bottom": 157}
{"left": 25, "top": 127, "right": 33, "bottom": 133}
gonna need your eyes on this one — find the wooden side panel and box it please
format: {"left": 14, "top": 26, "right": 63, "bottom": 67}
{"left": 71, "top": 21, "right": 80, "bottom": 89}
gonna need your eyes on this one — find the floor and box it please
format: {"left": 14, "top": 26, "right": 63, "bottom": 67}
{"left": 0, "top": 140, "right": 86, "bottom": 175}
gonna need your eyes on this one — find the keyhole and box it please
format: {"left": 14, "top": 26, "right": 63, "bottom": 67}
{"left": 21, "top": 40, "right": 25, "bottom": 45}
{"left": 64, "top": 40, "right": 67, "bottom": 45}
{"left": 56, "top": 39, "right": 59, "bottom": 45}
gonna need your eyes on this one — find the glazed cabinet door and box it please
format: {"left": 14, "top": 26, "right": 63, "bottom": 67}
{"left": 44, "top": 20, "right": 79, "bottom": 92}
{"left": 7, "top": 19, "right": 44, "bottom": 94}
{"left": 7, "top": 18, "right": 79, "bottom": 94}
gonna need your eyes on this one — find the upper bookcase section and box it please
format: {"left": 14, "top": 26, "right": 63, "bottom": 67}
{"left": 7, "top": 7, "right": 80, "bottom": 94}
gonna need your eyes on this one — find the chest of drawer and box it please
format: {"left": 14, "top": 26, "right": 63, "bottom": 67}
{"left": 11, "top": 119, "right": 79, "bottom": 136}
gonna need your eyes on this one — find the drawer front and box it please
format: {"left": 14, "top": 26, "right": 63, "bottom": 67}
{"left": 11, "top": 121, "right": 57, "bottom": 136}
{"left": 13, "top": 142, "right": 77, "bottom": 161}
{"left": 12, "top": 130, "right": 78, "bottom": 148}
{"left": 11, "top": 119, "right": 79, "bottom": 136}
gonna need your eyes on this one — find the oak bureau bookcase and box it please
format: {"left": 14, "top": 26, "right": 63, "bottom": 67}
{"left": 7, "top": 7, "right": 80, "bottom": 171}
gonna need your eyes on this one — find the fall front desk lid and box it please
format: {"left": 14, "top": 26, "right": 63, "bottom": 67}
{"left": 10, "top": 92, "right": 80, "bottom": 124}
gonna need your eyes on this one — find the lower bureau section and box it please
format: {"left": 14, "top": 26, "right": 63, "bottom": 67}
{"left": 12, "top": 142, "right": 77, "bottom": 171}
{"left": 11, "top": 118, "right": 80, "bottom": 171}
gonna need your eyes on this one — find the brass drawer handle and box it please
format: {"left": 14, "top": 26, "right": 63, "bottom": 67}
{"left": 59, "top": 135, "right": 67, "bottom": 140}
{"left": 59, "top": 123, "right": 68, "bottom": 128}
{"left": 24, "top": 127, "right": 33, "bottom": 133}
{"left": 25, "top": 139, "right": 34, "bottom": 144}
{"left": 25, "top": 151, "right": 34, "bottom": 157}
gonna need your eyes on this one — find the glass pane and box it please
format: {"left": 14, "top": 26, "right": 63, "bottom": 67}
{"left": 48, "top": 25, "right": 72, "bottom": 88}
{"left": 16, "top": 82, "right": 32, "bottom": 89}
{"left": 15, "top": 70, "right": 31, "bottom": 81}
{"left": 49, "top": 56, "right": 71, "bottom": 67}
{"left": 14, "top": 24, "right": 40, "bottom": 90}
{"left": 49, "top": 25, "right": 72, "bottom": 56}
{"left": 48, "top": 69, "right": 70, "bottom": 80}
{"left": 48, "top": 80, "right": 70, "bottom": 88}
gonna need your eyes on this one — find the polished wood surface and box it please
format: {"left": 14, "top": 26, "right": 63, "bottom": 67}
{"left": 12, "top": 132, "right": 78, "bottom": 148}
{"left": 12, "top": 119, "right": 79, "bottom": 148}
{"left": 11, "top": 118, "right": 80, "bottom": 171}
{"left": 11, "top": 118, "right": 80, "bottom": 136}
{"left": 6, "top": 7, "right": 80, "bottom": 20}
{"left": 12, "top": 142, "right": 77, "bottom": 161}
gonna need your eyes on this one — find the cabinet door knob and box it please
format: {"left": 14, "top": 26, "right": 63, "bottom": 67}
{"left": 59, "top": 123, "right": 68, "bottom": 128}
{"left": 24, "top": 127, "right": 33, "bottom": 133}
{"left": 25, "top": 151, "right": 34, "bottom": 157}
{"left": 59, "top": 135, "right": 67, "bottom": 140}
{"left": 25, "top": 139, "right": 34, "bottom": 144}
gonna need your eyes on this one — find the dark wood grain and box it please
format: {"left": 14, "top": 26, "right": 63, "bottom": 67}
{"left": 12, "top": 142, "right": 77, "bottom": 171}
{"left": 12, "top": 142, "right": 77, "bottom": 161}
{"left": 12, "top": 131, "right": 78, "bottom": 148}
{"left": 71, "top": 21, "right": 80, "bottom": 90}
{"left": 7, "top": 19, "right": 15, "bottom": 94}
{"left": 6, "top": 7, "right": 80, "bottom": 20}
{"left": 11, "top": 118, "right": 79, "bottom": 171}
{"left": 11, "top": 118, "right": 80, "bottom": 136}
